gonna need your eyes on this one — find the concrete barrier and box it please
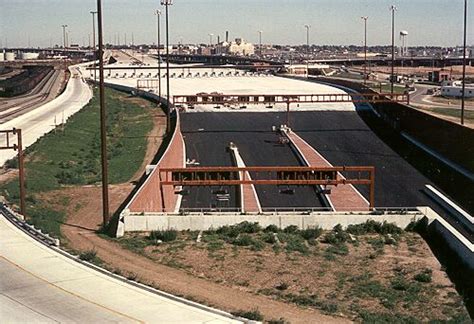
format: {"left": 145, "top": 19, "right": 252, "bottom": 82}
{"left": 119, "top": 210, "right": 423, "bottom": 234}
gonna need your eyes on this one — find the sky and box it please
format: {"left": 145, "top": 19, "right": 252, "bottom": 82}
{"left": 0, "top": 0, "right": 472, "bottom": 48}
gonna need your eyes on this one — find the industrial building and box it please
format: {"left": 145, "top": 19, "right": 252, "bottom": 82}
{"left": 441, "top": 80, "right": 474, "bottom": 98}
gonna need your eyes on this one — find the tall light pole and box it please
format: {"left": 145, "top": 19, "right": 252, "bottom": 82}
{"left": 461, "top": 0, "right": 468, "bottom": 125}
{"left": 161, "top": 0, "right": 173, "bottom": 134}
{"left": 258, "top": 30, "right": 263, "bottom": 57}
{"left": 390, "top": 5, "right": 397, "bottom": 94}
{"left": 90, "top": 11, "right": 97, "bottom": 83}
{"left": 304, "top": 25, "right": 311, "bottom": 77}
{"left": 361, "top": 16, "right": 368, "bottom": 84}
{"left": 155, "top": 10, "right": 162, "bottom": 102}
{"left": 96, "top": 0, "right": 109, "bottom": 227}
{"left": 61, "top": 24, "right": 68, "bottom": 49}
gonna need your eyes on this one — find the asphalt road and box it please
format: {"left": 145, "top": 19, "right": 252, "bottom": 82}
{"left": 180, "top": 111, "right": 449, "bottom": 210}
{"left": 180, "top": 113, "right": 325, "bottom": 211}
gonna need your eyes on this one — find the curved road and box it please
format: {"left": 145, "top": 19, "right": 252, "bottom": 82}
{"left": 0, "top": 214, "right": 240, "bottom": 323}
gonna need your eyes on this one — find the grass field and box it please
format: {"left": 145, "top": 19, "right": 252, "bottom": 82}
{"left": 426, "top": 107, "right": 474, "bottom": 123}
{"left": 0, "top": 87, "right": 155, "bottom": 237}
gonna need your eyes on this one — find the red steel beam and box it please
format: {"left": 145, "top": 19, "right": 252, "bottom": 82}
{"left": 173, "top": 93, "right": 408, "bottom": 105}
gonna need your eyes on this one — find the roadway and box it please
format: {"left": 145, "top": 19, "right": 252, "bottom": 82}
{"left": 180, "top": 113, "right": 325, "bottom": 211}
{"left": 0, "top": 213, "right": 240, "bottom": 323}
{"left": 0, "top": 64, "right": 92, "bottom": 166}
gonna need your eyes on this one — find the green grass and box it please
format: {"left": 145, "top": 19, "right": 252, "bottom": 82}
{"left": 1, "top": 87, "right": 156, "bottom": 238}
{"left": 370, "top": 84, "right": 407, "bottom": 94}
{"left": 425, "top": 107, "right": 474, "bottom": 123}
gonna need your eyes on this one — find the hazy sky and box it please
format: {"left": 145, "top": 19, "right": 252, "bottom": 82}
{"left": 0, "top": 0, "right": 472, "bottom": 48}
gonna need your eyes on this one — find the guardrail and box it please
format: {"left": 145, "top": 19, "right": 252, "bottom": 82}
{"left": 0, "top": 203, "right": 59, "bottom": 246}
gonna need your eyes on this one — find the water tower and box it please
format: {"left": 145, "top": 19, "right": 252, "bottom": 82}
{"left": 400, "top": 30, "right": 408, "bottom": 57}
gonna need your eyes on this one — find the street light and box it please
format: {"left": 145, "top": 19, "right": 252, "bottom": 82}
{"left": 304, "top": 25, "right": 311, "bottom": 77}
{"left": 96, "top": 0, "right": 109, "bottom": 227}
{"left": 61, "top": 24, "right": 68, "bottom": 49}
{"left": 390, "top": 5, "right": 397, "bottom": 94}
{"left": 258, "top": 30, "right": 263, "bottom": 57}
{"left": 361, "top": 17, "right": 368, "bottom": 84}
{"left": 461, "top": 0, "right": 468, "bottom": 125}
{"left": 155, "top": 10, "right": 162, "bottom": 102}
{"left": 90, "top": 11, "right": 97, "bottom": 83}
{"left": 161, "top": 0, "right": 173, "bottom": 134}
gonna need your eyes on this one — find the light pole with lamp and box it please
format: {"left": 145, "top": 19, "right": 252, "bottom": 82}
{"left": 161, "top": 0, "right": 173, "bottom": 134}
{"left": 304, "top": 24, "right": 311, "bottom": 77}
{"left": 390, "top": 5, "right": 397, "bottom": 94}
{"left": 155, "top": 9, "right": 162, "bottom": 102}
{"left": 90, "top": 11, "right": 97, "bottom": 83}
{"left": 461, "top": 0, "right": 468, "bottom": 125}
{"left": 361, "top": 16, "right": 368, "bottom": 84}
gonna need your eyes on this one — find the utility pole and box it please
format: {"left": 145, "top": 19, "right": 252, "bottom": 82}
{"left": 155, "top": 9, "right": 162, "bottom": 103}
{"left": 258, "top": 30, "right": 263, "bottom": 57}
{"left": 0, "top": 129, "right": 26, "bottom": 216}
{"left": 461, "top": 0, "right": 468, "bottom": 125}
{"left": 90, "top": 11, "right": 97, "bottom": 84}
{"left": 161, "top": 0, "right": 173, "bottom": 134}
{"left": 96, "top": 0, "right": 109, "bottom": 227}
{"left": 61, "top": 24, "right": 68, "bottom": 49}
{"left": 361, "top": 16, "right": 368, "bottom": 84}
{"left": 390, "top": 5, "right": 397, "bottom": 94}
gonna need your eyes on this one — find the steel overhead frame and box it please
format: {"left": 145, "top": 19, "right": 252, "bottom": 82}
{"left": 0, "top": 129, "right": 26, "bottom": 215}
{"left": 173, "top": 92, "right": 410, "bottom": 126}
{"left": 157, "top": 166, "right": 376, "bottom": 209}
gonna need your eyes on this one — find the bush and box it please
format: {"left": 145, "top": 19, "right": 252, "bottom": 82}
{"left": 301, "top": 227, "right": 323, "bottom": 240}
{"left": 261, "top": 232, "right": 277, "bottom": 244}
{"left": 79, "top": 249, "right": 102, "bottom": 265}
{"left": 231, "top": 234, "right": 254, "bottom": 246}
{"left": 346, "top": 220, "right": 402, "bottom": 235}
{"left": 231, "top": 309, "right": 264, "bottom": 321}
{"left": 414, "top": 269, "right": 432, "bottom": 283}
{"left": 283, "top": 225, "right": 299, "bottom": 234}
{"left": 285, "top": 235, "right": 309, "bottom": 254}
{"left": 324, "top": 243, "right": 349, "bottom": 260}
{"left": 234, "top": 221, "right": 262, "bottom": 233}
{"left": 275, "top": 282, "right": 289, "bottom": 291}
{"left": 390, "top": 276, "right": 410, "bottom": 291}
{"left": 149, "top": 229, "right": 178, "bottom": 242}
{"left": 264, "top": 224, "right": 280, "bottom": 233}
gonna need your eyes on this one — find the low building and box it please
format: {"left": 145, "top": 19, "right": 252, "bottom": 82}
{"left": 441, "top": 81, "right": 474, "bottom": 98}
{"left": 228, "top": 38, "right": 254, "bottom": 56}
{"left": 429, "top": 70, "right": 451, "bottom": 83}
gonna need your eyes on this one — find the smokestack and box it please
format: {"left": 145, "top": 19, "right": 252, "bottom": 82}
{"left": 226, "top": 31, "right": 229, "bottom": 43}
{"left": 217, "top": 35, "right": 220, "bottom": 44}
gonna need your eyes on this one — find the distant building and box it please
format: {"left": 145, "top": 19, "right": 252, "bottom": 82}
{"left": 228, "top": 38, "right": 254, "bottom": 56}
{"left": 428, "top": 70, "right": 451, "bottom": 83}
{"left": 441, "top": 81, "right": 474, "bottom": 98}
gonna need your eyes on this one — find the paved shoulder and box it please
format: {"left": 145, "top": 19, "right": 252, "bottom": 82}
{"left": 0, "top": 216, "right": 240, "bottom": 323}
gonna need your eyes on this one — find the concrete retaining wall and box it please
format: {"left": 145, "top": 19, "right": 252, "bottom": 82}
{"left": 119, "top": 211, "right": 422, "bottom": 234}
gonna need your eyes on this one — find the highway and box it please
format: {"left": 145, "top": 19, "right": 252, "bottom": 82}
{"left": 0, "top": 64, "right": 92, "bottom": 167}
{"left": 0, "top": 213, "right": 240, "bottom": 323}
{"left": 0, "top": 69, "right": 64, "bottom": 123}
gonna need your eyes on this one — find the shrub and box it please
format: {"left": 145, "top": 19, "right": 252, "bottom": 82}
{"left": 390, "top": 276, "right": 410, "bottom": 291}
{"left": 346, "top": 220, "right": 402, "bottom": 235}
{"left": 275, "top": 282, "right": 289, "bottom": 291}
{"left": 324, "top": 243, "right": 349, "bottom": 260}
{"left": 79, "top": 249, "right": 97, "bottom": 262}
{"left": 283, "top": 225, "right": 299, "bottom": 234}
{"left": 301, "top": 227, "right": 323, "bottom": 240}
{"left": 414, "top": 269, "right": 432, "bottom": 283}
{"left": 216, "top": 225, "right": 240, "bottom": 239}
{"left": 268, "top": 318, "right": 290, "bottom": 324}
{"left": 264, "top": 224, "right": 280, "bottom": 233}
{"left": 261, "top": 232, "right": 277, "bottom": 244}
{"left": 285, "top": 235, "right": 309, "bottom": 254}
{"left": 231, "top": 309, "right": 264, "bottom": 321}
{"left": 234, "top": 221, "right": 262, "bottom": 233}
{"left": 149, "top": 229, "right": 178, "bottom": 242}
{"left": 231, "top": 234, "right": 254, "bottom": 246}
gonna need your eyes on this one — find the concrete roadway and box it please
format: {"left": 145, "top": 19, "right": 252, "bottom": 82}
{"left": 180, "top": 113, "right": 325, "bottom": 211}
{"left": 0, "top": 64, "right": 92, "bottom": 166}
{"left": 0, "top": 215, "right": 240, "bottom": 323}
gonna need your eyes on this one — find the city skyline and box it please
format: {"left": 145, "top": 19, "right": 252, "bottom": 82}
{"left": 0, "top": 0, "right": 472, "bottom": 48}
